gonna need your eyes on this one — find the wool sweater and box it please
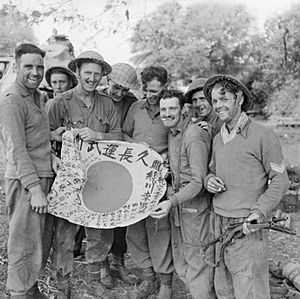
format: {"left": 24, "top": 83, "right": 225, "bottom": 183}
{"left": 205, "top": 118, "right": 289, "bottom": 218}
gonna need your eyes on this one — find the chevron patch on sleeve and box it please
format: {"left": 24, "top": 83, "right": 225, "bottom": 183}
{"left": 270, "top": 160, "right": 285, "bottom": 173}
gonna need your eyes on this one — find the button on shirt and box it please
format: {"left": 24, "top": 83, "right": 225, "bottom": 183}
{"left": 48, "top": 88, "right": 122, "bottom": 140}
{"left": 122, "top": 100, "right": 169, "bottom": 154}
{"left": 168, "top": 119, "right": 211, "bottom": 207}
{"left": 0, "top": 81, "right": 53, "bottom": 189}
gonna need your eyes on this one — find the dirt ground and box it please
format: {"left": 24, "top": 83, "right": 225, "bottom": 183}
{"left": 0, "top": 125, "right": 299, "bottom": 298}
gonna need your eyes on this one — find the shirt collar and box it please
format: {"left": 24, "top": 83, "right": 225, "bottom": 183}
{"left": 12, "top": 80, "right": 37, "bottom": 97}
{"left": 221, "top": 111, "right": 250, "bottom": 141}
{"left": 236, "top": 112, "right": 251, "bottom": 138}
{"left": 169, "top": 117, "right": 189, "bottom": 136}
{"left": 141, "top": 100, "right": 160, "bottom": 117}
{"left": 73, "top": 87, "right": 96, "bottom": 108}
{"left": 170, "top": 127, "right": 181, "bottom": 136}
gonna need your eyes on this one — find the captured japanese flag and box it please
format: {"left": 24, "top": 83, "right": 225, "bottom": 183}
{"left": 47, "top": 130, "right": 166, "bottom": 228}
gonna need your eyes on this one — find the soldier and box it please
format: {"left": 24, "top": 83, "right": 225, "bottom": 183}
{"left": 103, "top": 63, "right": 141, "bottom": 284}
{"left": 151, "top": 89, "right": 216, "bottom": 299}
{"left": 0, "top": 43, "right": 63, "bottom": 299}
{"left": 185, "top": 78, "right": 222, "bottom": 138}
{"left": 48, "top": 51, "right": 122, "bottom": 299}
{"left": 203, "top": 75, "right": 289, "bottom": 299}
{"left": 105, "top": 63, "right": 140, "bottom": 127}
{"left": 44, "top": 65, "right": 78, "bottom": 112}
{"left": 122, "top": 66, "right": 174, "bottom": 299}
{"left": 44, "top": 65, "right": 84, "bottom": 261}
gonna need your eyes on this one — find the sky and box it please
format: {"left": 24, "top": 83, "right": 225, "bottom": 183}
{"left": 2, "top": 0, "right": 300, "bottom": 64}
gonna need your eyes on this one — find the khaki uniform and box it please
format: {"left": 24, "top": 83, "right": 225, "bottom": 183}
{"left": 122, "top": 100, "right": 174, "bottom": 275}
{"left": 0, "top": 82, "right": 54, "bottom": 295}
{"left": 168, "top": 119, "right": 215, "bottom": 298}
{"left": 47, "top": 88, "right": 122, "bottom": 276}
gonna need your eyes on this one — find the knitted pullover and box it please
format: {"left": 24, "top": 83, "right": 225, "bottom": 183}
{"left": 205, "top": 117, "right": 289, "bottom": 218}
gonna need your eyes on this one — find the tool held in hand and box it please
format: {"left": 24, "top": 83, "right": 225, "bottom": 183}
{"left": 202, "top": 216, "right": 296, "bottom": 267}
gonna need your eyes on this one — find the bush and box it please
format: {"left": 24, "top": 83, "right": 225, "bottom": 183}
{"left": 268, "top": 78, "right": 300, "bottom": 117}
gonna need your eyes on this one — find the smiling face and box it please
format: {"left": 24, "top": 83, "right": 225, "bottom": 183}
{"left": 77, "top": 62, "right": 103, "bottom": 93}
{"left": 191, "top": 90, "right": 212, "bottom": 117}
{"left": 160, "top": 96, "right": 182, "bottom": 129}
{"left": 211, "top": 83, "right": 243, "bottom": 129}
{"left": 15, "top": 53, "right": 44, "bottom": 91}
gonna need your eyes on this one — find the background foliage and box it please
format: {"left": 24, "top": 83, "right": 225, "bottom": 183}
{"left": 131, "top": 3, "right": 256, "bottom": 81}
{"left": 1, "top": 0, "right": 300, "bottom": 117}
{"left": 0, "top": 4, "right": 37, "bottom": 55}
{"left": 130, "top": 1, "right": 300, "bottom": 117}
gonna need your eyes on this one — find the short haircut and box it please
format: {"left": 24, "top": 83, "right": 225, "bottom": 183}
{"left": 161, "top": 89, "right": 186, "bottom": 108}
{"left": 15, "top": 43, "right": 46, "bottom": 61}
{"left": 141, "top": 66, "right": 168, "bottom": 85}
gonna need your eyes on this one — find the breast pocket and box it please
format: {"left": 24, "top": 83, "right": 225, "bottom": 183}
{"left": 95, "top": 115, "right": 110, "bottom": 133}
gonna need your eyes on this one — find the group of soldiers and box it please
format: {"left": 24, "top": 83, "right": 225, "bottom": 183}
{"left": 0, "top": 42, "right": 289, "bottom": 299}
